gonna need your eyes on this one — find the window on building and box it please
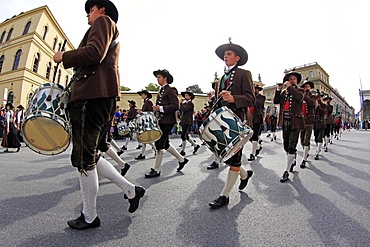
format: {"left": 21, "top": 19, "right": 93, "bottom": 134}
{"left": 6, "top": 28, "right": 13, "bottom": 41}
{"left": 33, "top": 53, "right": 40, "bottom": 73}
{"left": 0, "top": 31, "right": 6, "bottom": 44}
{"left": 23, "top": 21, "right": 31, "bottom": 35}
{"left": 0, "top": 55, "right": 4, "bottom": 73}
{"left": 57, "top": 69, "right": 61, "bottom": 84}
{"left": 7, "top": 91, "right": 14, "bottom": 104}
{"left": 57, "top": 43, "right": 61, "bottom": 51}
{"left": 46, "top": 62, "right": 51, "bottom": 79}
{"left": 12, "top": 49, "right": 22, "bottom": 70}
{"left": 41, "top": 26, "right": 48, "bottom": 40}
{"left": 65, "top": 75, "right": 69, "bottom": 85}
{"left": 52, "top": 37, "right": 57, "bottom": 50}
{"left": 309, "top": 71, "right": 313, "bottom": 78}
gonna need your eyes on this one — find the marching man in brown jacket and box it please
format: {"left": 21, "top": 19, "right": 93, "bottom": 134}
{"left": 53, "top": 0, "right": 145, "bottom": 230}
{"left": 179, "top": 91, "right": 200, "bottom": 156}
{"left": 314, "top": 92, "right": 327, "bottom": 160}
{"left": 145, "top": 69, "right": 189, "bottom": 178}
{"left": 274, "top": 70, "right": 304, "bottom": 182}
{"left": 299, "top": 80, "right": 317, "bottom": 168}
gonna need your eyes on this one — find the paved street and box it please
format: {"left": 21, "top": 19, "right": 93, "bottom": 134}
{"left": 1, "top": 130, "right": 369, "bottom": 246}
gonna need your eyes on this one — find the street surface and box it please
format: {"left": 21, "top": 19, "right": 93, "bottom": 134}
{"left": 0, "top": 130, "right": 369, "bottom": 246}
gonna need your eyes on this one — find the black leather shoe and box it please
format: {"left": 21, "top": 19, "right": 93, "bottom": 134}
{"left": 207, "top": 161, "right": 219, "bottom": 170}
{"left": 4, "top": 149, "right": 9, "bottom": 152}
{"left": 248, "top": 154, "right": 255, "bottom": 161}
{"left": 255, "top": 146, "right": 262, "bottom": 156}
{"left": 209, "top": 196, "right": 229, "bottom": 209}
{"left": 289, "top": 160, "right": 296, "bottom": 172}
{"left": 121, "top": 163, "right": 131, "bottom": 176}
{"left": 117, "top": 149, "right": 124, "bottom": 156}
{"left": 180, "top": 150, "right": 186, "bottom": 156}
{"left": 274, "top": 136, "right": 277, "bottom": 140}
{"left": 177, "top": 158, "right": 189, "bottom": 171}
{"left": 67, "top": 212, "right": 100, "bottom": 230}
{"left": 122, "top": 146, "right": 127, "bottom": 150}
{"left": 16, "top": 147, "right": 20, "bottom": 152}
{"left": 126, "top": 186, "right": 145, "bottom": 213}
{"left": 145, "top": 168, "right": 160, "bottom": 178}
{"left": 324, "top": 147, "right": 328, "bottom": 152}
{"left": 266, "top": 133, "right": 271, "bottom": 138}
{"left": 314, "top": 154, "right": 319, "bottom": 160}
{"left": 193, "top": 145, "right": 200, "bottom": 154}
{"left": 135, "top": 154, "right": 145, "bottom": 160}
{"left": 136, "top": 145, "right": 142, "bottom": 150}
{"left": 280, "top": 171, "right": 289, "bottom": 182}
{"left": 239, "top": 170, "right": 253, "bottom": 190}
{"left": 300, "top": 160, "right": 306, "bottom": 168}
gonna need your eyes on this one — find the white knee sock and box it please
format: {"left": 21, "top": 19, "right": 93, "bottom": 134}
{"left": 141, "top": 144, "right": 147, "bottom": 155}
{"left": 285, "top": 154, "right": 295, "bottom": 172}
{"left": 317, "top": 142, "right": 322, "bottom": 154}
{"left": 105, "top": 148, "right": 126, "bottom": 168}
{"left": 221, "top": 170, "right": 239, "bottom": 197}
{"left": 239, "top": 166, "right": 248, "bottom": 180}
{"left": 303, "top": 145, "right": 309, "bottom": 162}
{"left": 252, "top": 141, "right": 258, "bottom": 155}
{"left": 80, "top": 169, "right": 98, "bottom": 223}
{"left": 109, "top": 139, "right": 121, "bottom": 152}
{"left": 187, "top": 138, "right": 196, "bottom": 146}
{"left": 96, "top": 157, "right": 135, "bottom": 199}
{"left": 125, "top": 138, "right": 130, "bottom": 147}
{"left": 154, "top": 150, "right": 164, "bottom": 172}
{"left": 181, "top": 140, "right": 187, "bottom": 152}
{"left": 166, "top": 144, "right": 185, "bottom": 162}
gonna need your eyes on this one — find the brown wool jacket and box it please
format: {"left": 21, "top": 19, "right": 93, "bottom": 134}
{"left": 62, "top": 16, "right": 120, "bottom": 103}
{"left": 302, "top": 92, "right": 317, "bottom": 124}
{"left": 251, "top": 93, "right": 266, "bottom": 124}
{"left": 316, "top": 101, "right": 327, "bottom": 129}
{"left": 156, "top": 85, "right": 179, "bottom": 125}
{"left": 213, "top": 67, "right": 255, "bottom": 123}
{"left": 180, "top": 100, "right": 194, "bottom": 125}
{"left": 274, "top": 85, "right": 305, "bottom": 130}
{"left": 141, "top": 99, "right": 153, "bottom": 112}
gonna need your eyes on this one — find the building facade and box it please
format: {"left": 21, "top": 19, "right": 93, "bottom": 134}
{"left": 0, "top": 5, "right": 74, "bottom": 108}
{"left": 262, "top": 62, "right": 355, "bottom": 123}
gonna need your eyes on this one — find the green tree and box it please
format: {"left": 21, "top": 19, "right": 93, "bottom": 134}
{"left": 120, "top": 85, "right": 131, "bottom": 91}
{"left": 186, "top": 84, "right": 203, "bottom": 94}
{"left": 145, "top": 83, "right": 160, "bottom": 91}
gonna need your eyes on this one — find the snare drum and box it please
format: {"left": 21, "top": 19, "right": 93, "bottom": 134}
{"left": 117, "top": 121, "right": 130, "bottom": 136}
{"left": 22, "top": 83, "right": 71, "bottom": 155}
{"left": 199, "top": 106, "right": 253, "bottom": 162}
{"left": 135, "top": 112, "right": 162, "bottom": 143}
{"left": 128, "top": 120, "right": 137, "bottom": 138}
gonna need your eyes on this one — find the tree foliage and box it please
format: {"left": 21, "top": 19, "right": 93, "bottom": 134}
{"left": 186, "top": 84, "right": 203, "bottom": 94}
{"left": 120, "top": 85, "right": 131, "bottom": 91}
{"left": 145, "top": 83, "right": 160, "bottom": 91}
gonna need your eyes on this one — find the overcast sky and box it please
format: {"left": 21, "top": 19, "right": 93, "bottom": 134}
{"left": 1, "top": 0, "right": 369, "bottom": 112}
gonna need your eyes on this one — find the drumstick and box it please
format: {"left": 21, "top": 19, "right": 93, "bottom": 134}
{"left": 47, "top": 39, "right": 67, "bottom": 101}
{"left": 207, "top": 82, "right": 234, "bottom": 117}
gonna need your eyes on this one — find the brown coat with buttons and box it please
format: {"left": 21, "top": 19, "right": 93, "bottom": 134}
{"left": 274, "top": 86, "right": 305, "bottom": 130}
{"left": 62, "top": 16, "right": 120, "bottom": 103}
{"left": 302, "top": 92, "right": 317, "bottom": 124}
{"left": 156, "top": 85, "right": 179, "bottom": 125}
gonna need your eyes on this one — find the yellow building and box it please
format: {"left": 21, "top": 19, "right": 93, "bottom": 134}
{"left": 0, "top": 5, "right": 74, "bottom": 108}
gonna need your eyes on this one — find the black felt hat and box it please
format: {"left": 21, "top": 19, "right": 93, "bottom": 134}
{"left": 137, "top": 90, "right": 152, "bottom": 99}
{"left": 153, "top": 69, "right": 173, "bottom": 84}
{"left": 215, "top": 42, "right": 248, "bottom": 66}
{"left": 300, "top": 79, "right": 315, "bottom": 89}
{"left": 85, "top": 0, "right": 119, "bottom": 23}
{"left": 254, "top": 83, "right": 263, "bottom": 91}
{"left": 283, "top": 69, "right": 302, "bottom": 84}
{"left": 128, "top": 100, "right": 136, "bottom": 105}
{"left": 181, "top": 91, "right": 195, "bottom": 100}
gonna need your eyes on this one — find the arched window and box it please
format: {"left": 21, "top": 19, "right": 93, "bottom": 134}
{"left": 6, "top": 28, "right": 13, "bottom": 41}
{"left": 65, "top": 75, "right": 69, "bottom": 85}
{"left": 0, "top": 31, "right": 6, "bottom": 44}
{"left": 7, "top": 91, "right": 14, "bottom": 104}
{"left": 41, "top": 26, "right": 48, "bottom": 40}
{"left": 52, "top": 37, "right": 57, "bottom": 50}
{"left": 12, "top": 49, "right": 22, "bottom": 70}
{"left": 57, "top": 43, "right": 61, "bottom": 51}
{"left": 46, "top": 62, "right": 51, "bottom": 79}
{"left": 23, "top": 21, "right": 31, "bottom": 35}
{"left": 57, "top": 69, "right": 61, "bottom": 84}
{"left": 33, "top": 53, "right": 40, "bottom": 73}
{"left": 0, "top": 55, "right": 4, "bottom": 73}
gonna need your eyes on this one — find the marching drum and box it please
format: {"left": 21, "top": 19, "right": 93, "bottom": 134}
{"left": 22, "top": 83, "right": 71, "bottom": 155}
{"left": 134, "top": 112, "right": 162, "bottom": 143}
{"left": 128, "top": 120, "right": 137, "bottom": 138}
{"left": 199, "top": 106, "right": 253, "bottom": 162}
{"left": 117, "top": 121, "right": 130, "bottom": 136}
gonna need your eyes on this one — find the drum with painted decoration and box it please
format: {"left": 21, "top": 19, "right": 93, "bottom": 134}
{"left": 134, "top": 112, "right": 162, "bottom": 143}
{"left": 22, "top": 83, "right": 70, "bottom": 155}
{"left": 117, "top": 121, "right": 130, "bottom": 136}
{"left": 199, "top": 106, "right": 253, "bottom": 162}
